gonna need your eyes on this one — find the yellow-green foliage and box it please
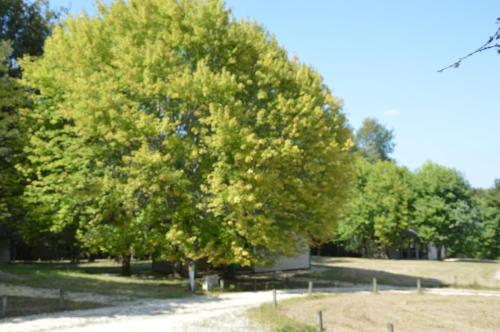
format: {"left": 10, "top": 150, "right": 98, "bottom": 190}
{"left": 21, "top": 0, "right": 353, "bottom": 266}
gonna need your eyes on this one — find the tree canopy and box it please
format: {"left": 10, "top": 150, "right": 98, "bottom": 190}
{"left": 20, "top": 0, "right": 353, "bottom": 272}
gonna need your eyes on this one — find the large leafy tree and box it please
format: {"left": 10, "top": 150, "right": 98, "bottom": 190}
{"left": 354, "top": 118, "right": 395, "bottom": 163}
{"left": 21, "top": 0, "right": 353, "bottom": 274}
{"left": 412, "top": 162, "right": 480, "bottom": 258}
{"left": 336, "top": 158, "right": 412, "bottom": 256}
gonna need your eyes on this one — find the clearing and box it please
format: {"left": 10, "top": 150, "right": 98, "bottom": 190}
{"left": 308, "top": 256, "right": 500, "bottom": 289}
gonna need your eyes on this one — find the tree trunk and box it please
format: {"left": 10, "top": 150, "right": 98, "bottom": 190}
{"left": 173, "top": 260, "right": 184, "bottom": 278}
{"left": 121, "top": 254, "right": 131, "bottom": 276}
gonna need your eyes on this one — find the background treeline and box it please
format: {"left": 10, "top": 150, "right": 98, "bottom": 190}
{"left": 336, "top": 118, "right": 499, "bottom": 259}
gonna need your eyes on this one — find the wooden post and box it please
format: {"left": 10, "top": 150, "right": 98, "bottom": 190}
{"left": 308, "top": 281, "right": 313, "bottom": 296}
{"left": 1, "top": 296, "right": 7, "bottom": 317}
{"left": 220, "top": 279, "right": 224, "bottom": 291}
{"left": 59, "top": 289, "right": 65, "bottom": 307}
{"left": 272, "top": 289, "right": 277, "bottom": 308}
{"left": 417, "top": 278, "right": 422, "bottom": 293}
{"left": 317, "top": 310, "right": 323, "bottom": 331}
{"left": 387, "top": 322, "right": 394, "bottom": 332}
{"left": 372, "top": 277, "right": 378, "bottom": 293}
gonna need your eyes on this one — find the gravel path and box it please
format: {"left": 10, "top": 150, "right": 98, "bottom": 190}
{"left": 2, "top": 286, "right": 500, "bottom": 332}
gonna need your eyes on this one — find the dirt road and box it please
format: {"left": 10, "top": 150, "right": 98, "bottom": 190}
{"left": 2, "top": 287, "right": 499, "bottom": 332}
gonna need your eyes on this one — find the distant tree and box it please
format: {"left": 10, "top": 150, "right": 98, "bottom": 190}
{"left": 21, "top": 0, "right": 354, "bottom": 275}
{"left": 473, "top": 180, "right": 500, "bottom": 259}
{"left": 0, "top": 0, "right": 59, "bottom": 76}
{"left": 336, "top": 158, "right": 412, "bottom": 257}
{"left": 412, "top": 162, "right": 480, "bottom": 258}
{"left": 354, "top": 118, "right": 395, "bottom": 163}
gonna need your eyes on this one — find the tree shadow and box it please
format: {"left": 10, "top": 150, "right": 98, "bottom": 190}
{"left": 310, "top": 264, "right": 445, "bottom": 287}
{"left": 0, "top": 294, "right": 225, "bottom": 326}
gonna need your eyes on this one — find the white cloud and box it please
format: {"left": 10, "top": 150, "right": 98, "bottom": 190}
{"left": 383, "top": 108, "right": 400, "bottom": 117}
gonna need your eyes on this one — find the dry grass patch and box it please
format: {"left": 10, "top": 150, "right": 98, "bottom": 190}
{"left": 312, "top": 257, "right": 500, "bottom": 289}
{"left": 279, "top": 292, "right": 500, "bottom": 332}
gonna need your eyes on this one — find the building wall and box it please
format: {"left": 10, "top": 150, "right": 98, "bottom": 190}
{"left": 254, "top": 249, "right": 310, "bottom": 273}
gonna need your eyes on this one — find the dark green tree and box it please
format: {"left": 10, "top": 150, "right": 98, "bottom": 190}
{"left": 412, "top": 162, "right": 481, "bottom": 258}
{"left": 0, "top": 0, "right": 58, "bottom": 76}
{"left": 336, "top": 157, "right": 412, "bottom": 257}
{"left": 0, "top": 42, "right": 25, "bottom": 225}
{"left": 473, "top": 180, "right": 500, "bottom": 259}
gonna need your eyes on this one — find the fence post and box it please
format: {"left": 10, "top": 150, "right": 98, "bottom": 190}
{"left": 1, "top": 296, "right": 7, "bottom": 317}
{"left": 220, "top": 279, "right": 224, "bottom": 291}
{"left": 272, "top": 289, "right": 277, "bottom": 308}
{"left": 308, "top": 281, "right": 313, "bottom": 296}
{"left": 59, "top": 289, "right": 65, "bottom": 307}
{"left": 387, "top": 322, "right": 394, "bottom": 332}
{"left": 417, "top": 278, "right": 422, "bottom": 293}
{"left": 372, "top": 277, "right": 378, "bottom": 293}
{"left": 317, "top": 310, "right": 323, "bottom": 331}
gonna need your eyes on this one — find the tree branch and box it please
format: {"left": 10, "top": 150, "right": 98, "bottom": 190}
{"left": 438, "top": 22, "right": 500, "bottom": 72}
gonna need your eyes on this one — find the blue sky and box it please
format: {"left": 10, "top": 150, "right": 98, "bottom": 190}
{"left": 51, "top": 1, "right": 500, "bottom": 188}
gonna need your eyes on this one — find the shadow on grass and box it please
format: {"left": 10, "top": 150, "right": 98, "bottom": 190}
{"left": 310, "top": 264, "right": 445, "bottom": 287}
{"left": 0, "top": 262, "right": 190, "bottom": 299}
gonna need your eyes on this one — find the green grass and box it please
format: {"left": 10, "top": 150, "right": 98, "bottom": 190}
{"left": 0, "top": 260, "right": 191, "bottom": 299}
{"left": 307, "top": 256, "right": 500, "bottom": 289}
{"left": 0, "top": 296, "right": 103, "bottom": 319}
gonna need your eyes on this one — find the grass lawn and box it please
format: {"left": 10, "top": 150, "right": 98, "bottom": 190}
{"left": 0, "top": 296, "right": 103, "bottom": 319}
{"left": 251, "top": 292, "right": 500, "bottom": 332}
{"left": 309, "top": 256, "right": 500, "bottom": 289}
{"left": 0, "top": 260, "right": 190, "bottom": 299}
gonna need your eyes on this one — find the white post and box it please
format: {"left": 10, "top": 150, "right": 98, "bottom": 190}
{"left": 188, "top": 261, "right": 195, "bottom": 292}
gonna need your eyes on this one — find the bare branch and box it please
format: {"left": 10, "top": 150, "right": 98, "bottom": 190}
{"left": 438, "top": 21, "right": 500, "bottom": 73}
